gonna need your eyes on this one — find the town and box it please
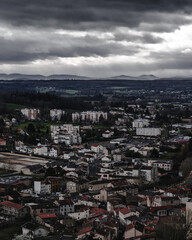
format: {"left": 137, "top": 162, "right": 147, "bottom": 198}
{"left": 0, "top": 84, "right": 192, "bottom": 240}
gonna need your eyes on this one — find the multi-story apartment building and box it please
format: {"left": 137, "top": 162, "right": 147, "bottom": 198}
{"left": 51, "top": 124, "right": 81, "bottom": 145}
{"left": 132, "top": 118, "right": 149, "bottom": 128}
{"left": 72, "top": 111, "right": 107, "bottom": 123}
{"left": 136, "top": 127, "right": 161, "bottom": 136}
{"left": 50, "top": 109, "right": 65, "bottom": 121}
{"left": 21, "top": 108, "right": 40, "bottom": 120}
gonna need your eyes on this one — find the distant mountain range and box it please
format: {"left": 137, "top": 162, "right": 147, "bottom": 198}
{"left": 110, "top": 74, "right": 158, "bottom": 80}
{"left": 0, "top": 73, "right": 90, "bottom": 80}
{"left": 0, "top": 73, "right": 191, "bottom": 81}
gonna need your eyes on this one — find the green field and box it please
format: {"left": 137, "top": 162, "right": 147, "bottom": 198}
{"left": 13, "top": 121, "right": 63, "bottom": 132}
{"left": 6, "top": 103, "right": 30, "bottom": 110}
{"left": 64, "top": 89, "right": 79, "bottom": 94}
{"left": 108, "top": 86, "right": 128, "bottom": 89}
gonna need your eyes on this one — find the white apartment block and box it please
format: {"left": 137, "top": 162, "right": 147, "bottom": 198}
{"left": 50, "top": 109, "right": 65, "bottom": 121}
{"left": 51, "top": 124, "right": 81, "bottom": 145}
{"left": 132, "top": 118, "right": 149, "bottom": 128}
{"left": 51, "top": 124, "right": 80, "bottom": 134}
{"left": 136, "top": 127, "right": 161, "bottom": 136}
{"left": 21, "top": 108, "right": 40, "bottom": 120}
{"left": 72, "top": 111, "right": 107, "bottom": 123}
{"left": 34, "top": 181, "right": 51, "bottom": 195}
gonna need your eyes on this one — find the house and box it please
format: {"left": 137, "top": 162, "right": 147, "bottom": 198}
{"left": 1, "top": 201, "right": 29, "bottom": 217}
{"left": 77, "top": 227, "right": 93, "bottom": 239}
{"left": 91, "top": 144, "right": 104, "bottom": 153}
{"left": 46, "top": 177, "right": 64, "bottom": 193}
{"left": 28, "top": 203, "right": 59, "bottom": 218}
{"left": 102, "top": 130, "right": 114, "bottom": 138}
{"left": 113, "top": 153, "right": 122, "bottom": 162}
{"left": 66, "top": 180, "right": 79, "bottom": 193}
{"left": 0, "top": 138, "right": 6, "bottom": 146}
{"left": 148, "top": 195, "right": 180, "bottom": 207}
{"left": 124, "top": 222, "right": 145, "bottom": 240}
{"left": 55, "top": 199, "right": 74, "bottom": 216}
{"left": 148, "top": 159, "right": 173, "bottom": 171}
{"left": 22, "top": 222, "right": 50, "bottom": 239}
{"left": 119, "top": 207, "right": 137, "bottom": 225}
{"left": 36, "top": 213, "right": 57, "bottom": 230}
{"left": 68, "top": 206, "right": 89, "bottom": 220}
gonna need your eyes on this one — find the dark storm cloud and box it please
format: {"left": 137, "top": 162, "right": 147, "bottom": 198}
{"left": 0, "top": 0, "right": 192, "bottom": 77}
{"left": 0, "top": 0, "right": 191, "bottom": 29}
{"left": 0, "top": 34, "right": 140, "bottom": 63}
{"left": 114, "top": 32, "right": 163, "bottom": 44}
{"left": 149, "top": 50, "right": 192, "bottom": 70}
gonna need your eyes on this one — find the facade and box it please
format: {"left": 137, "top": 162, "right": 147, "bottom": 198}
{"left": 22, "top": 222, "right": 50, "bottom": 239}
{"left": 132, "top": 118, "right": 149, "bottom": 128}
{"left": 50, "top": 109, "right": 65, "bottom": 121}
{"left": 148, "top": 159, "right": 173, "bottom": 171}
{"left": 0, "top": 138, "right": 6, "bottom": 146}
{"left": 72, "top": 111, "right": 107, "bottom": 123}
{"left": 34, "top": 181, "right": 51, "bottom": 195}
{"left": 1, "top": 201, "right": 29, "bottom": 217}
{"left": 136, "top": 127, "right": 161, "bottom": 136}
{"left": 21, "top": 108, "right": 40, "bottom": 120}
{"left": 150, "top": 195, "right": 180, "bottom": 207}
{"left": 55, "top": 199, "right": 74, "bottom": 215}
{"left": 66, "top": 180, "right": 79, "bottom": 193}
{"left": 51, "top": 124, "right": 82, "bottom": 145}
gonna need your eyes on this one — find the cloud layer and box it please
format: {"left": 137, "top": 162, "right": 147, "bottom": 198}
{"left": 0, "top": 0, "right": 192, "bottom": 77}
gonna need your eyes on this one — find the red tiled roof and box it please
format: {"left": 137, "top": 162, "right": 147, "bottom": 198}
{"left": 38, "top": 213, "right": 57, "bottom": 219}
{"left": 114, "top": 208, "right": 120, "bottom": 212}
{"left": 119, "top": 207, "right": 131, "bottom": 215}
{"left": 81, "top": 196, "right": 90, "bottom": 201}
{"left": 90, "top": 207, "right": 108, "bottom": 217}
{"left": 160, "top": 195, "right": 179, "bottom": 201}
{"left": 77, "top": 227, "right": 93, "bottom": 236}
{"left": 92, "top": 144, "right": 99, "bottom": 147}
{"left": 1, "top": 201, "right": 24, "bottom": 210}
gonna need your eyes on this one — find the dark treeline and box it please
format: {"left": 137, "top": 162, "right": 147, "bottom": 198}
{"left": 0, "top": 91, "right": 92, "bottom": 111}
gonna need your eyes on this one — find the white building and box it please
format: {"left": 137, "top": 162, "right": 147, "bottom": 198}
{"left": 51, "top": 124, "right": 81, "bottom": 145}
{"left": 22, "top": 222, "right": 50, "bottom": 239}
{"left": 132, "top": 118, "right": 149, "bottom": 128}
{"left": 148, "top": 159, "right": 173, "bottom": 171}
{"left": 50, "top": 109, "right": 65, "bottom": 121}
{"left": 34, "top": 146, "right": 48, "bottom": 156}
{"left": 21, "top": 108, "right": 40, "bottom": 120}
{"left": 34, "top": 181, "right": 51, "bottom": 195}
{"left": 136, "top": 127, "right": 161, "bottom": 136}
{"left": 68, "top": 208, "right": 89, "bottom": 221}
{"left": 102, "top": 130, "right": 114, "bottom": 138}
{"left": 72, "top": 111, "right": 107, "bottom": 123}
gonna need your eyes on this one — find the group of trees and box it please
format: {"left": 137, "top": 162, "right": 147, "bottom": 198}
{"left": 0, "top": 91, "right": 92, "bottom": 112}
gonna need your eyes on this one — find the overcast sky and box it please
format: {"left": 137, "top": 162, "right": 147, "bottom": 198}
{"left": 1, "top": 0, "right": 192, "bottom": 77}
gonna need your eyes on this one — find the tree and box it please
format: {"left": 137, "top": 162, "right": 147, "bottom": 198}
{"left": 151, "top": 148, "right": 159, "bottom": 158}
{"left": 27, "top": 123, "right": 35, "bottom": 133}
{"left": 180, "top": 157, "right": 192, "bottom": 178}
